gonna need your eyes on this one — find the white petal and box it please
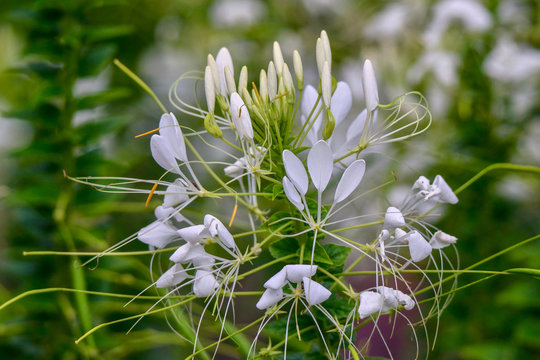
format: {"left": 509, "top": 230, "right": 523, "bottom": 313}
{"left": 156, "top": 264, "right": 187, "bottom": 288}
{"left": 384, "top": 206, "right": 406, "bottom": 228}
{"left": 413, "top": 176, "right": 430, "bottom": 190}
{"left": 150, "top": 135, "right": 181, "bottom": 174}
{"left": 346, "top": 110, "right": 367, "bottom": 145}
{"left": 358, "top": 291, "right": 383, "bottom": 319}
{"left": 307, "top": 140, "right": 333, "bottom": 192}
{"left": 330, "top": 82, "right": 352, "bottom": 125}
{"left": 282, "top": 176, "right": 304, "bottom": 212}
{"left": 362, "top": 59, "right": 379, "bottom": 112}
{"left": 138, "top": 221, "right": 178, "bottom": 249}
{"left": 394, "top": 289, "right": 415, "bottom": 310}
{"left": 204, "top": 214, "right": 236, "bottom": 249}
{"left": 334, "top": 159, "right": 366, "bottom": 203}
{"left": 230, "top": 92, "right": 254, "bottom": 139}
{"left": 216, "top": 47, "right": 234, "bottom": 97}
{"left": 169, "top": 243, "right": 206, "bottom": 263}
{"left": 193, "top": 270, "right": 219, "bottom": 297}
{"left": 285, "top": 264, "right": 317, "bottom": 283}
{"left": 163, "top": 180, "right": 189, "bottom": 208}
{"left": 302, "top": 277, "right": 331, "bottom": 306}
{"left": 264, "top": 268, "right": 287, "bottom": 289}
{"left": 224, "top": 158, "right": 246, "bottom": 178}
{"left": 177, "top": 224, "right": 208, "bottom": 244}
{"left": 301, "top": 85, "right": 323, "bottom": 132}
{"left": 376, "top": 286, "right": 398, "bottom": 310}
{"left": 429, "top": 230, "right": 457, "bottom": 249}
{"left": 394, "top": 228, "right": 408, "bottom": 243}
{"left": 433, "top": 175, "right": 458, "bottom": 204}
{"left": 192, "top": 254, "right": 216, "bottom": 271}
{"left": 256, "top": 288, "right": 283, "bottom": 310}
{"left": 408, "top": 231, "right": 432, "bottom": 262}
{"left": 282, "top": 150, "right": 308, "bottom": 194}
{"left": 159, "top": 113, "right": 187, "bottom": 162}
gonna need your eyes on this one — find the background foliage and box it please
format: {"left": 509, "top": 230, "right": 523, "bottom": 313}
{"left": 0, "top": 0, "right": 538, "bottom": 359}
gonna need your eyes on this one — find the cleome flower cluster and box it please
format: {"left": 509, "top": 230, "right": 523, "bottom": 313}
{"left": 77, "top": 31, "right": 459, "bottom": 359}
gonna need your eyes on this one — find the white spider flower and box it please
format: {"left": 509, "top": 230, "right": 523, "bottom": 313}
{"left": 384, "top": 206, "right": 406, "bottom": 229}
{"left": 406, "top": 230, "right": 432, "bottom": 262}
{"left": 362, "top": 59, "right": 379, "bottom": 112}
{"left": 204, "top": 214, "right": 236, "bottom": 249}
{"left": 162, "top": 179, "right": 190, "bottom": 208}
{"left": 302, "top": 276, "right": 331, "bottom": 306}
{"left": 358, "top": 291, "right": 384, "bottom": 319}
{"left": 412, "top": 174, "right": 458, "bottom": 204}
{"left": 256, "top": 288, "right": 284, "bottom": 310}
{"left": 150, "top": 112, "right": 187, "bottom": 175}
{"left": 358, "top": 286, "right": 415, "bottom": 318}
{"left": 430, "top": 230, "right": 458, "bottom": 249}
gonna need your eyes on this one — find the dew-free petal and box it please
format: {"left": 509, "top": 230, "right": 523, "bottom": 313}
{"left": 334, "top": 159, "right": 366, "bottom": 203}
{"left": 307, "top": 140, "right": 333, "bottom": 192}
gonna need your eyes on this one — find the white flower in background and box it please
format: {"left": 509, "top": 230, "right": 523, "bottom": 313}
{"left": 423, "top": 0, "right": 492, "bottom": 48}
{"left": 364, "top": 3, "right": 410, "bottom": 41}
{"left": 483, "top": 37, "right": 540, "bottom": 83}
{"left": 210, "top": 0, "right": 266, "bottom": 28}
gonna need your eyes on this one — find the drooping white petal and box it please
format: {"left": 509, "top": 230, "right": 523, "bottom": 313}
{"left": 362, "top": 59, "right": 379, "bottom": 112}
{"left": 394, "top": 228, "right": 408, "bottom": 243}
{"left": 282, "top": 176, "right": 304, "bottom": 212}
{"left": 394, "top": 289, "right": 415, "bottom": 310}
{"left": 193, "top": 270, "right": 219, "bottom": 297}
{"left": 282, "top": 150, "right": 309, "bottom": 195}
{"left": 216, "top": 47, "right": 234, "bottom": 97}
{"left": 150, "top": 135, "right": 181, "bottom": 174}
{"left": 169, "top": 243, "right": 206, "bottom": 263}
{"left": 376, "top": 286, "right": 398, "bottom": 311}
{"left": 285, "top": 264, "right": 317, "bottom": 283}
{"left": 345, "top": 110, "right": 367, "bottom": 145}
{"left": 384, "top": 206, "right": 406, "bottom": 229}
{"left": 159, "top": 113, "right": 187, "bottom": 163}
{"left": 192, "top": 254, "right": 216, "bottom": 271}
{"left": 156, "top": 264, "right": 187, "bottom": 288}
{"left": 138, "top": 221, "right": 178, "bottom": 249}
{"left": 307, "top": 140, "right": 333, "bottom": 192}
{"left": 407, "top": 230, "right": 432, "bottom": 262}
{"left": 430, "top": 230, "right": 457, "bottom": 249}
{"left": 177, "top": 224, "right": 208, "bottom": 244}
{"left": 413, "top": 176, "right": 430, "bottom": 190}
{"left": 264, "top": 268, "right": 287, "bottom": 289}
{"left": 334, "top": 159, "right": 366, "bottom": 203}
{"left": 204, "top": 214, "right": 236, "bottom": 249}
{"left": 224, "top": 158, "right": 246, "bottom": 178}
{"left": 230, "top": 92, "right": 254, "bottom": 140}
{"left": 256, "top": 287, "right": 283, "bottom": 310}
{"left": 302, "top": 277, "right": 331, "bottom": 306}
{"left": 330, "top": 82, "right": 352, "bottom": 125}
{"left": 358, "top": 291, "right": 383, "bottom": 319}
{"left": 433, "top": 175, "right": 458, "bottom": 204}
{"left": 163, "top": 180, "right": 189, "bottom": 208}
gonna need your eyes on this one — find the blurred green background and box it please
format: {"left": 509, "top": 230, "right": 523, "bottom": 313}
{"left": 0, "top": 0, "right": 539, "bottom": 359}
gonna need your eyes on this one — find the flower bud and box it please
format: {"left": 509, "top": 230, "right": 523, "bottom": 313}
{"left": 259, "top": 69, "right": 268, "bottom": 103}
{"left": 204, "top": 112, "right": 223, "bottom": 138}
{"left": 293, "top": 50, "right": 303, "bottom": 91}
{"left": 321, "top": 61, "right": 332, "bottom": 107}
{"left": 282, "top": 63, "right": 293, "bottom": 93}
{"left": 238, "top": 65, "right": 248, "bottom": 95}
{"left": 207, "top": 54, "right": 220, "bottom": 93}
{"left": 267, "top": 61, "right": 277, "bottom": 100}
{"left": 273, "top": 41, "right": 284, "bottom": 75}
{"left": 322, "top": 108, "right": 335, "bottom": 140}
{"left": 363, "top": 59, "right": 379, "bottom": 112}
{"left": 320, "top": 30, "right": 332, "bottom": 72}
{"left": 204, "top": 65, "right": 215, "bottom": 113}
{"left": 224, "top": 65, "right": 236, "bottom": 95}
{"left": 216, "top": 47, "right": 234, "bottom": 97}
{"left": 216, "top": 94, "right": 229, "bottom": 112}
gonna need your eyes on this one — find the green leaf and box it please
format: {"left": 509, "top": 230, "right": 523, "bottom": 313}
{"left": 85, "top": 25, "right": 133, "bottom": 42}
{"left": 262, "top": 211, "right": 295, "bottom": 234}
{"left": 76, "top": 88, "right": 131, "bottom": 110}
{"left": 323, "top": 244, "right": 351, "bottom": 269}
{"left": 302, "top": 243, "right": 333, "bottom": 265}
{"left": 269, "top": 237, "right": 299, "bottom": 260}
{"left": 78, "top": 44, "right": 116, "bottom": 77}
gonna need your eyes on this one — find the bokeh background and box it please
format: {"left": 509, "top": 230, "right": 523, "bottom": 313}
{"left": 0, "top": 0, "right": 539, "bottom": 359}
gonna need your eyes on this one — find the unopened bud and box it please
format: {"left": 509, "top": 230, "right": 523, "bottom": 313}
{"left": 267, "top": 61, "right": 277, "bottom": 100}
{"left": 241, "top": 87, "right": 254, "bottom": 109}
{"left": 259, "top": 69, "right": 268, "bottom": 103}
{"left": 216, "top": 94, "right": 229, "bottom": 112}
{"left": 204, "top": 112, "right": 222, "bottom": 138}
{"left": 320, "top": 30, "right": 332, "bottom": 72}
{"left": 321, "top": 61, "right": 332, "bottom": 108}
{"left": 204, "top": 66, "right": 215, "bottom": 113}
{"left": 282, "top": 63, "right": 294, "bottom": 93}
{"left": 273, "top": 41, "right": 284, "bottom": 75}
{"left": 293, "top": 50, "right": 303, "bottom": 91}
{"left": 224, "top": 66, "right": 236, "bottom": 96}
{"left": 322, "top": 108, "right": 336, "bottom": 140}
{"left": 238, "top": 66, "right": 248, "bottom": 95}
{"left": 207, "top": 54, "right": 220, "bottom": 93}
{"left": 316, "top": 38, "right": 324, "bottom": 77}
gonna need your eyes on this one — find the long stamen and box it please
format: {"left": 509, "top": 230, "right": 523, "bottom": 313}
{"left": 145, "top": 183, "right": 159, "bottom": 207}
{"left": 135, "top": 128, "right": 160, "bottom": 138}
